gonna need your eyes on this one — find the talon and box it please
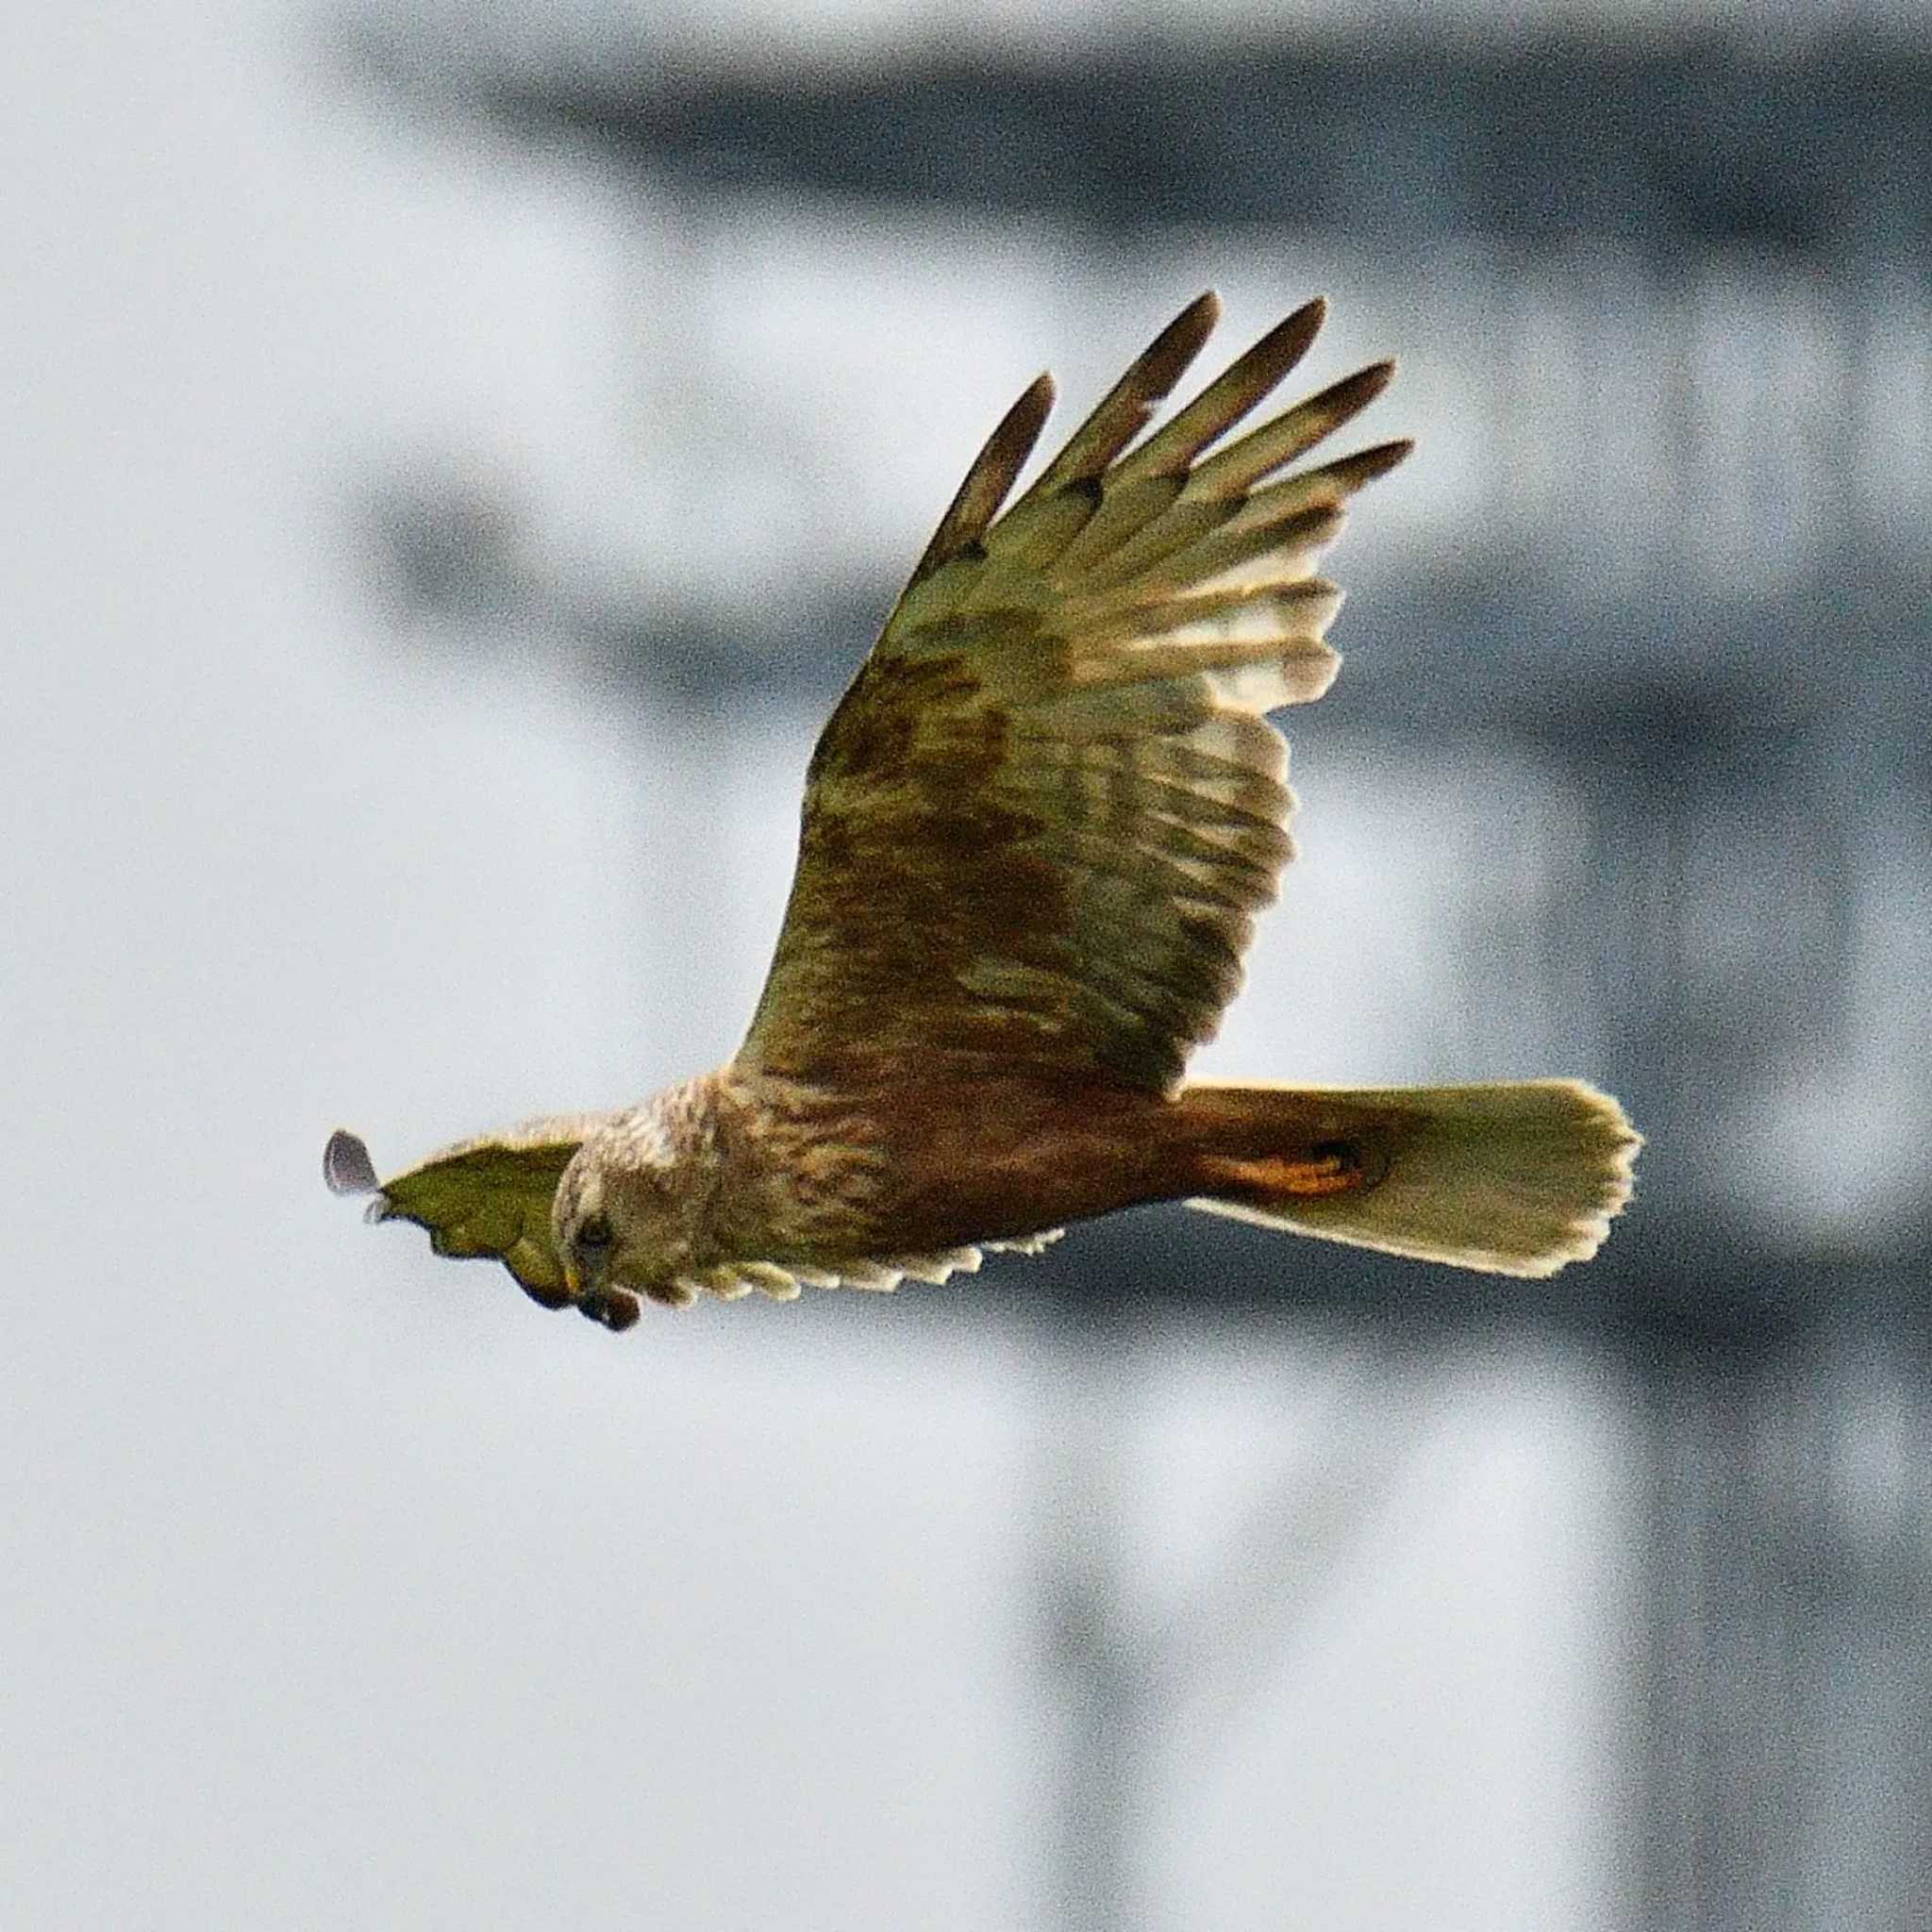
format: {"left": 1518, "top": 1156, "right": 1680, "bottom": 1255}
{"left": 1311, "top": 1136, "right": 1391, "bottom": 1189}
{"left": 578, "top": 1288, "right": 641, "bottom": 1332}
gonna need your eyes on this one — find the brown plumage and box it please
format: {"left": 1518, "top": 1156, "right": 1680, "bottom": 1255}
{"left": 326, "top": 293, "right": 1640, "bottom": 1333}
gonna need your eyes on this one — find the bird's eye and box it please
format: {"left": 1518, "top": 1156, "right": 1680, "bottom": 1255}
{"left": 576, "top": 1216, "right": 613, "bottom": 1252}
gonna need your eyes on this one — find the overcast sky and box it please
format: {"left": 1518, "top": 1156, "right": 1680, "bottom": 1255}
{"left": 0, "top": 7, "right": 1648, "bottom": 1927}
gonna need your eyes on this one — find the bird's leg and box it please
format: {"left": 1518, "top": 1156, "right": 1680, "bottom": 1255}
{"left": 1192, "top": 1140, "right": 1385, "bottom": 1201}
{"left": 575, "top": 1285, "right": 641, "bottom": 1331}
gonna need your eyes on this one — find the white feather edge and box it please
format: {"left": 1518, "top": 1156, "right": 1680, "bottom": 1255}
{"left": 669, "top": 1229, "right": 1064, "bottom": 1305}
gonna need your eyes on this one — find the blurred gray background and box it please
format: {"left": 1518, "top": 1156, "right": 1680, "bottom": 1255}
{"left": 5, "top": 1, "right": 1929, "bottom": 1927}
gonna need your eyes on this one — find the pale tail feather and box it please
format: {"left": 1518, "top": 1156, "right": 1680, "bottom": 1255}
{"left": 1185, "top": 1079, "right": 1641, "bottom": 1278}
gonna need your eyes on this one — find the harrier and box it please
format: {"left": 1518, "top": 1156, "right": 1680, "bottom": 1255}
{"left": 327, "top": 293, "right": 1639, "bottom": 1332}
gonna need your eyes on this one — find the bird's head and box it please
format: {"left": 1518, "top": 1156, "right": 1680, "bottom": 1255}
{"left": 552, "top": 1113, "right": 700, "bottom": 1328}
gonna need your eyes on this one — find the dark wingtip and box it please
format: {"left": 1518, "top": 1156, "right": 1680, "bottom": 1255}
{"left": 1328, "top": 437, "right": 1417, "bottom": 491}
{"left": 1162, "top": 290, "right": 1224, "bottom": 360}
{"left": 1267, "top": 294, "right": 1329, "bottom": 367}
{"left": 909, "top": 369, "right": 1058, "bottom": 583}
{"left": 324, "top": 1128, "right": 379, "bottom": 1197}
{"left": 1342, "top": 358, "right": 1397, "bottom": 407}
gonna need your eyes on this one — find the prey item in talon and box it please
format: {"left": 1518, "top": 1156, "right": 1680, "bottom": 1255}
{"left": 329, "top": 293, "right": 1640, "bottom": 1329}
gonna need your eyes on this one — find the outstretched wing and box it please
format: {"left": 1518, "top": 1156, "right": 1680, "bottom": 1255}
{"left": 325, "top": 1116, "right": 614, "bottom": 1310}
{"left": 738, "top": 292, "right": 1409, "bottom": 1095}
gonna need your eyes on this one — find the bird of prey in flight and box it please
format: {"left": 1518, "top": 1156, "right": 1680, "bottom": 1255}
{"left": 326, "top": 292, "right": 1639, "bottom": 1332}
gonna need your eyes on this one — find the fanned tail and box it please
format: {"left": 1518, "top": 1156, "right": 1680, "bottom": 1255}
{"left": 1178, "top": 1080, "right": 1641, "bottom": 1277}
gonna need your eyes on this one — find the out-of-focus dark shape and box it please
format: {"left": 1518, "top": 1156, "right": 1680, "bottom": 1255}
{"left": 329, "top": 8, "right": 1932, "bottom": 1929}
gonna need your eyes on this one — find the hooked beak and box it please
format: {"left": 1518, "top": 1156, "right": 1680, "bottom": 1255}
{"left": 561, "top": 1251, "right": 640, "bottom": 1332}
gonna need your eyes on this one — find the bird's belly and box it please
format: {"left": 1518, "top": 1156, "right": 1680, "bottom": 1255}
{"left": 763, "top": 1076, "right": 1174, "bottom": 1257}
